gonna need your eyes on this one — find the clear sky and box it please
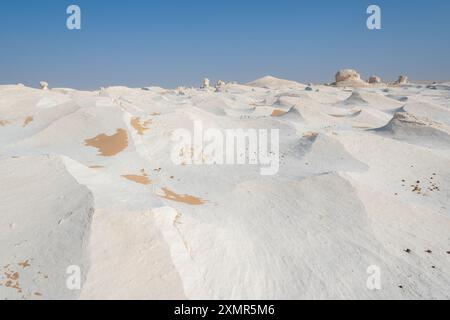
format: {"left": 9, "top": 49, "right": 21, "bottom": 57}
{"left": 1, "top": 0, "right": 449, "bottom": 89}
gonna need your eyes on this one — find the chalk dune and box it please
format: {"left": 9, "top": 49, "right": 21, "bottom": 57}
{"left": 1, "top": 73, "right": 450, "bottom": 300}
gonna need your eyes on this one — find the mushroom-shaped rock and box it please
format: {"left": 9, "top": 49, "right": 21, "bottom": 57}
{"left": 333, "top": 69, "right": 368, "bottom": 87}
{"left": 40, "top": 81, "right": 49, "bottom": 90}
{"left": 335, "top": 69, "right": 361, "bottom": 82}
{"left": 368, "top": 76, "right": 382, "bottom": 84}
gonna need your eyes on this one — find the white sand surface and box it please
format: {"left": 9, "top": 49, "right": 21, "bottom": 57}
{"left": 1, "top": 78, "right": 449, "bottom": 299}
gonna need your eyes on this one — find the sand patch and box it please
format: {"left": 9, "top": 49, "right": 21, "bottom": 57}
{"left": 23, "top": 116, "right": 33, "bottom": 127}
{"left": 18, "top": 260, "right": 31, "bottom": 269}
{"left": 0, "top": 120, "right": 10, "bottom": 126}
{"left": 89, "top": 165, "right": 104, "bottom": 169}
{"left": 122, "top": 169, "right": 151, "bottom": 185}
{"left": 84, "top": 129, "right": 128, "bottom": 157}
{"left": 303, "top": 131, "right": 319, "bottom": 138}
{"left": 271, "top": 109, "right": 288, "bottom": 117}
{"left": 160, "top": 187, "right": 205, "bottom": 205}
{"left": 1, "top": 265, "right": 23, "bottom": 294}
{"left": 130, "top": 117, "right": 152, "bottom": 136}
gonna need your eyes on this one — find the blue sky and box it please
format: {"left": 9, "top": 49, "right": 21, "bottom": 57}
{"left": 0, "top": 0, "right": 449, "bottom": 89}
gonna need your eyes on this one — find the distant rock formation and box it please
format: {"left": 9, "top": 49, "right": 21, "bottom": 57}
{"left": 40, "top": 81, "right": 49, "bottom": 90}
{"left": 246, "top": 76, "right": 306, "bottom": 89}
{"left": 215, "top": 80, "right": 226, "bottom": 92}
{"left": 368, "top": 76, "right": 382, "bottom": 84}
{"left": 202, "top": 78, "right": 210, "bottom": 89}
{"left": 333, "top": 69, "right": 368, "bottom": 87}
{"left": 176, "top": 87, "right": 186, "bottom": 95}
{"left": 336, "top": 69, "right": 361, "bottom": 82}
{"left": 394, "top": 75, "right": 409, "bottom": 85}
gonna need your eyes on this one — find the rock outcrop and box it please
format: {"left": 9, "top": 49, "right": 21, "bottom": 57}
{"left": 201, "top": 78, "right": 210, "bottom": 89}
{"left": 335, "top": 69, "right": 361, "bottom": 82}
{"left": 394, "top": 75, "right": 409, "bottom": 85}
{"left": 368, "top": 76, "right": 382, "bottom": 84}
{"left": 40, "top": 81, "right": 49, "bottom": 90}
{"left": 333, "top": 69, "right": 368, "bottom": 87}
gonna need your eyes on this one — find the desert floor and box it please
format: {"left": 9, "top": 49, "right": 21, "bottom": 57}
{"left": 1, "top": 77, "right": 449, "bottom": 299}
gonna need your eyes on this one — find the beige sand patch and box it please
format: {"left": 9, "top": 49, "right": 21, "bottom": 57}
{"left": 122, "top": 169, "right": 151, "bottom": 185}
{"left": 131, "top": 117, "right": 152, "bottom": 136}
{"left": 271, "top": 109, "right": 287, "bottom": 117}
{"left": 89, "top": 165, "right": 104, "bottom": 169}
{"left": 303, "top": 132, "right": 319, "bottom": 138}
{"left": 160, "top": 187, "right": 205, "bottom": 205}
{"left": 23, "top": 116, "right": 33, "bottom": 127}
{"left": 18, "top": 260, "right": 31, "bottom": 269}
{"left": 85, "top": 129, "right": 128, "bottom": 157}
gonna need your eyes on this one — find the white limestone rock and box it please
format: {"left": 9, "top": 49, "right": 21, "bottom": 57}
{"left": 40, "top": 81, "right": 49, "bottom": 90}
{"left": 368, "top": 76, "right": 382, "bottom": 84}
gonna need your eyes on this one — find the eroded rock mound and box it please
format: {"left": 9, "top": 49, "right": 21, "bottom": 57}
{"left": 246, "top": 76, "right": 305, "bottom": 89}
{"left": 40, "top": 81, "right": 49, "bottom": 90}
{"left": 333, "top": 69, "right": 368, "bottom": 87}
{"left": 201, "top": 78, "right": 210, "bottom": 89}
{"left": 336, "top": 69, "right": 361, "bottom": 82}
{"left": 394, "top": 75, "right": 409, "bottom": 85}
{"left": 368, "top": 76, "right": 382, "bottom": 84}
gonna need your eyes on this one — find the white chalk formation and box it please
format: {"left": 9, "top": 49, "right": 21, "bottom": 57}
{"left": 1, "top": 75, "right": 450, "bottom": 300}
{"left": 201, "top": 78, "right": 210, "bottom": 89}
{"left": 40, "top": 81, "right": 49, "bottom": 90}
{"left": 335, "top": 69, "right": 361, "bottom": 82}
{"left": 368, "top": 76, "right": 382, "bottom": 84}
{"left": 394, "top": 75, "right": 409, "bottom": 85}
{"left": 176, "top": 86, "right": 186, "bottom": 95}
{"left": 333, "top": 69, "right": 368, "bottom": 87}
{"left": 215, "top": 80, "right": 226, "bottom": 92}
